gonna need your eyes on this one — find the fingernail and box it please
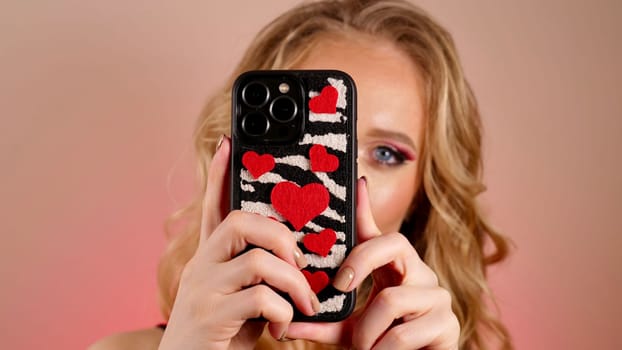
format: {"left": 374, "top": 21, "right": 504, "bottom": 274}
{"left": 294, "top": 247, "right": 308, "bottom": 269}
{"left": 333, "top": 266, "right": 355, "bottom": 291}
{"left": 310, "top": 292, "right": 321, "bottom": 314}
{"left": 360, "top": 176, "right": 367, "bottom": 188}
{"left": 278, "top": 328, "right": 291, "bottom": 342}
{"left": 215, "top": 134, "right": 226, "bottom": 151}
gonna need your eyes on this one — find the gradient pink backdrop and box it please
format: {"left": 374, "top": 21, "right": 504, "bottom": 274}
{"left": 1, "top": 1, "right": 620, "bottom": 349}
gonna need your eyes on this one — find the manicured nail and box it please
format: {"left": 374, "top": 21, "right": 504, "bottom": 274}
{"left": 333, "top": 266, "right": 355, "bottom": 291}
{"left": 310, "top": 292, "right": 321, "bottom": 314}
{"left": 215, "top": 134, "right": 226, "bottom": 151}
{"left": 294, "top": 247, "right": 308, "bottom": 269}
{"left": 360, "top": 176, "right": 367, "bottom": 188}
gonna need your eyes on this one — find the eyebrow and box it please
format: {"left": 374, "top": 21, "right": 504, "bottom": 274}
{"left": 366, "top": 128, "right": 418, "bottom": 152}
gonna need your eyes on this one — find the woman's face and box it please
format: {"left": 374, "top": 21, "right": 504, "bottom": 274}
{"left": 295, "top": 35, "right": 426, "bottom": 233}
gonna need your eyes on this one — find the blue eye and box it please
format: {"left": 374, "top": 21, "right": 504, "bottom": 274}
{"left": 373, "top": 145, "right": 406, "bottom": 166}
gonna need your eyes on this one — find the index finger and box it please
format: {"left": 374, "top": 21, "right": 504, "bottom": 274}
{"left": 356, "top": 176, "right": 382, "bottom": 243}
{"left": 199, "top": 134, "right": 231, "bottom": 245}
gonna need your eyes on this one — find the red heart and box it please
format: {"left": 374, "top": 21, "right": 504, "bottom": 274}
{"left": 271, "top": 182, "right": 329, "bottom": 231}
{"left": 242, "top": 151, "right": 275, "bottom": 179}
{"left": 309, "top": 144, "right": 339, "bottom": 172}
{"left": 309, "top": 85, "right": 338, "bottom": 114}
{"left": 303, "top": 229, "right": 337, "bottom": 257}
{"left": 303, "top": 270, "right": 330, "bottom": 294}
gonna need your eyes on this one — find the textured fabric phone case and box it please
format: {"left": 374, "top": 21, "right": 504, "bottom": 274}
{"left": 231, "top": 70, "right": 356, "bottom": 321}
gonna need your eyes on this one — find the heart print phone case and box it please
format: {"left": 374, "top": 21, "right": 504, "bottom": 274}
{"left": 230, "top": 70, "right": 357, "bottom": 321}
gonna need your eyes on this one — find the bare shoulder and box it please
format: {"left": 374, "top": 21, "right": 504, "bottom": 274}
{"left": 87, "top": 327, "right": 164, "bottom": 350}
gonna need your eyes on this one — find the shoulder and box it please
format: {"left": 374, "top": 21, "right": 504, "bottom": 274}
{"left": 87, "top": 327, "right": 163, "bottom": 350}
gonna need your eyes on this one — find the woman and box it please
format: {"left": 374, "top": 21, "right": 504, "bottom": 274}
{"left": 90, "top": 0, "right": 512, "bottom": 349}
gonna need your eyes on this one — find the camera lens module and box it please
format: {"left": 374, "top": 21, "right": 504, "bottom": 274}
{"left": 242, "top": 82, "right": 269, "bottom": 107}
{"left": 241, "top": 112, "right": 269, "bottom": 136}
{"left": 270, "top": 96, "right": 298, "bottom": 122}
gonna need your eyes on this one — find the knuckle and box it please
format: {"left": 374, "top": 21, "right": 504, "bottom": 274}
{"left": 224, "top": 211, "right": 258, "bottom": 242}
{"left": 422, "top": 265, "right": 439, "bottom": 286}
{"left": 448, "top": 312, "right": 461, "bottom": 333}
{"left": 228, "top": 209, "right": 245, "bottom": 219}
{"left": 281, "top": 302, "right": 294, "bottom": 321}
{"left": 436, "top": 287, "right": 453, "bottom": 308}
{"left": 224, "top": 210, "right": 246, "bottom": 228}
{"left": 286, "top": 228, "right": 298, "bottom": 246}
{"left": 250, "top": 284, "right": 273, "bottom": 305}
{"left": 375, "top": 287, "right": 399, "bottom": 311}
{"left": 387, "top": 324, "right": 410, "bottom": 346}
{"left": 389, "top": 231, "right": 409, "bottom": 245}
{"left": 274, "top": 224, "right": 297, "bottom": 249}
{"left": 349, "top": 240, "right": 367, "bottom": 257}
{"left": 387, "top": 232, "right": 415, "bottom": 257}
{"left": 245, "top": 248, "right": 268, "bottom": 267}
{"left": 383, "top": 232, "right": 409, "bottom": 251}
{"left": 222, "top": 209, "right": 238, "bottom": 223}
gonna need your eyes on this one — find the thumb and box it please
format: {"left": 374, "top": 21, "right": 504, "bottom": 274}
{"left": 284, "top": 321, "right": 350, "bottom": 345}
{"left": 199, "top": 134, "right": 231, "bottom": 245}
{"left": 356, "top": 176, "right": 381, "bottom": 243}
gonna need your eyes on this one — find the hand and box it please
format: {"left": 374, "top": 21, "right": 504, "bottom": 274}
{"left": 158, "top": 136, "right": 320, "bottom": 350}
{"left": 284, "top": 178, "right": 461, "bottom": 349}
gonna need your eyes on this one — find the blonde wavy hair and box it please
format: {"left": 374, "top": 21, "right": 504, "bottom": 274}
{"left": 157, "top": 0, "right": 512, "bottom": 349}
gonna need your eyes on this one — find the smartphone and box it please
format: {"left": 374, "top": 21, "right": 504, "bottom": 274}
{"left": 230, "top": 70, "right": 357, "bottom": 322}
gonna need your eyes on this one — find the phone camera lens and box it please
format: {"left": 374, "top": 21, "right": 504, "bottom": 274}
{"left": 242, "top": 82, "right": 269, "bottom": 107}
{"left": 270, "top": 96, "right": 297, "bottom": 122}
{"left": 241, "top": 112, "right": 269, "bottom": 136}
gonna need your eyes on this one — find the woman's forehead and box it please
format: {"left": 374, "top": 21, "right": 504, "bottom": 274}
{"left": 293, "top": 36, "right": 425, "bottom": 145}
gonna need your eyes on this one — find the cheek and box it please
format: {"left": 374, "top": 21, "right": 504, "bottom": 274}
{"left": 366, "top": 170, "right": 418, "bottom": 233}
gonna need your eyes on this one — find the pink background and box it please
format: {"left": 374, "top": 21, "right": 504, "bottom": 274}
{"left": 1, "top": 1, "right": 620, "bottom": 349}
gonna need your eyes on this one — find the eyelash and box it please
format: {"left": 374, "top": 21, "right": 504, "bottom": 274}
{"left": 371, "top": 145, "right": 407, "bottom": 166}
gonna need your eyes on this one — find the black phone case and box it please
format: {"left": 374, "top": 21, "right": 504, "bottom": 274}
{"left": 230, "top": 70, "right": 357, "bottom": 321}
